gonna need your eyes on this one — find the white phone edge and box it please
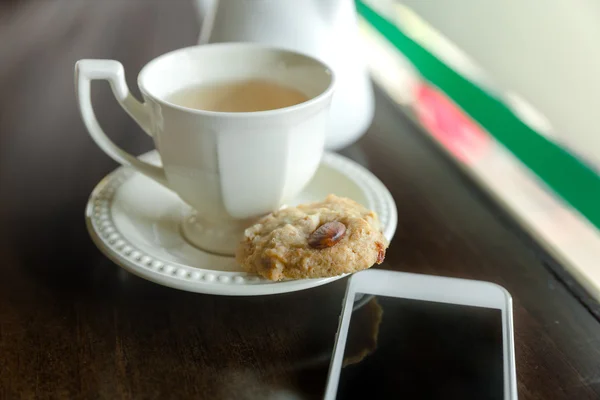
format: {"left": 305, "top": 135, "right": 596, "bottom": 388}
{"left": 323, "top": 269, "right": 518, "bottom": 400}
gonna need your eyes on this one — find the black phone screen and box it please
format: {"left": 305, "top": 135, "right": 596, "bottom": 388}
{"left": 335, "top": 294, "right": 504, "bottom": 400}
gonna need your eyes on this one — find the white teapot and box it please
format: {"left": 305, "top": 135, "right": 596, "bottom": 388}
{"left": 194, "top": 0, "right": 375, "bottom": 150}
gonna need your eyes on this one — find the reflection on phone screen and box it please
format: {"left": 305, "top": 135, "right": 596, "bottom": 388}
{"left": 337, "top": 294, "right": 503, "bottom": 400}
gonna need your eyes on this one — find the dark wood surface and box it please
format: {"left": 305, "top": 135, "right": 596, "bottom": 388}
{"left": 1, "top": 1, "right": 599, "bottom": 399}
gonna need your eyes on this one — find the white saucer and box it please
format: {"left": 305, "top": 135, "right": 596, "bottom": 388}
{"left": 85, "top": 151, "right": 397, "bottom": 296}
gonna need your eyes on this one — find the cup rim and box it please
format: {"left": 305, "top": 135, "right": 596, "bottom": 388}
{"left": 137, "top": 43, "right": 336, "bottom": 118}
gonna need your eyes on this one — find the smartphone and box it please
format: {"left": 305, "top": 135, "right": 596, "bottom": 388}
{"left": 324, "top": 269, "right": 517, "bottom": 400}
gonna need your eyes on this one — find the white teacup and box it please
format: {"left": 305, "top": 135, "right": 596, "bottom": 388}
{"left": 75, "top": 44, "right": 335, "bottom": 255}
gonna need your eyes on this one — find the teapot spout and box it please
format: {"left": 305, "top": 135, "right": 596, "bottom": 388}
{"left": 193, "top": 0, "right": 218, "bottom": 44}
{"left": 193, "top": 0, "right": 215, "bottom": 16}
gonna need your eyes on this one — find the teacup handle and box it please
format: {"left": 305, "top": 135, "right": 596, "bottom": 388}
{"left": 75, "top": 59, "right": 168, "bottom": 187}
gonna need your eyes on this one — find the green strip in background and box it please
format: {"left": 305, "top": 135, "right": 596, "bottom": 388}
{"left": 356, "top": 0, "right": 600, "bottom": 230}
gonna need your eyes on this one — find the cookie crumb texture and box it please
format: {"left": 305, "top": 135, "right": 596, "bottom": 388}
{"left": 236, "top": 194, "right": 389, "bottom": 281}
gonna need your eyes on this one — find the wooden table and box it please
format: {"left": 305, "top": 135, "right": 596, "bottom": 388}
{"left": 1, "top": 1, "right": 599, "bottom": 398}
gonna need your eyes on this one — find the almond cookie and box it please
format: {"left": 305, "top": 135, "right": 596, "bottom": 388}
{"left": 236, "top": 194, "right": 388, "bottom": 281}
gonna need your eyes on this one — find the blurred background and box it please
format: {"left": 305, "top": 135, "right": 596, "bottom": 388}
{"left": 0, "top": 0, "right": 198, "bottom": 221}
{"left": 402, "top": 0, "right": 600, "bottom": 169}
{"left": 356, "top": 0, "right": 600, "bottom": 302}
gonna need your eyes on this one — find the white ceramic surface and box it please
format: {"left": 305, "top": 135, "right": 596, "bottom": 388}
{"left": 86, "top": 151, "right": 397, "bottom": 296}
{"left": 75, "top": 44, "right": 335, "bottom": 255}
{"left": 194, "top": 0, "right": 375, "bottom": 150}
